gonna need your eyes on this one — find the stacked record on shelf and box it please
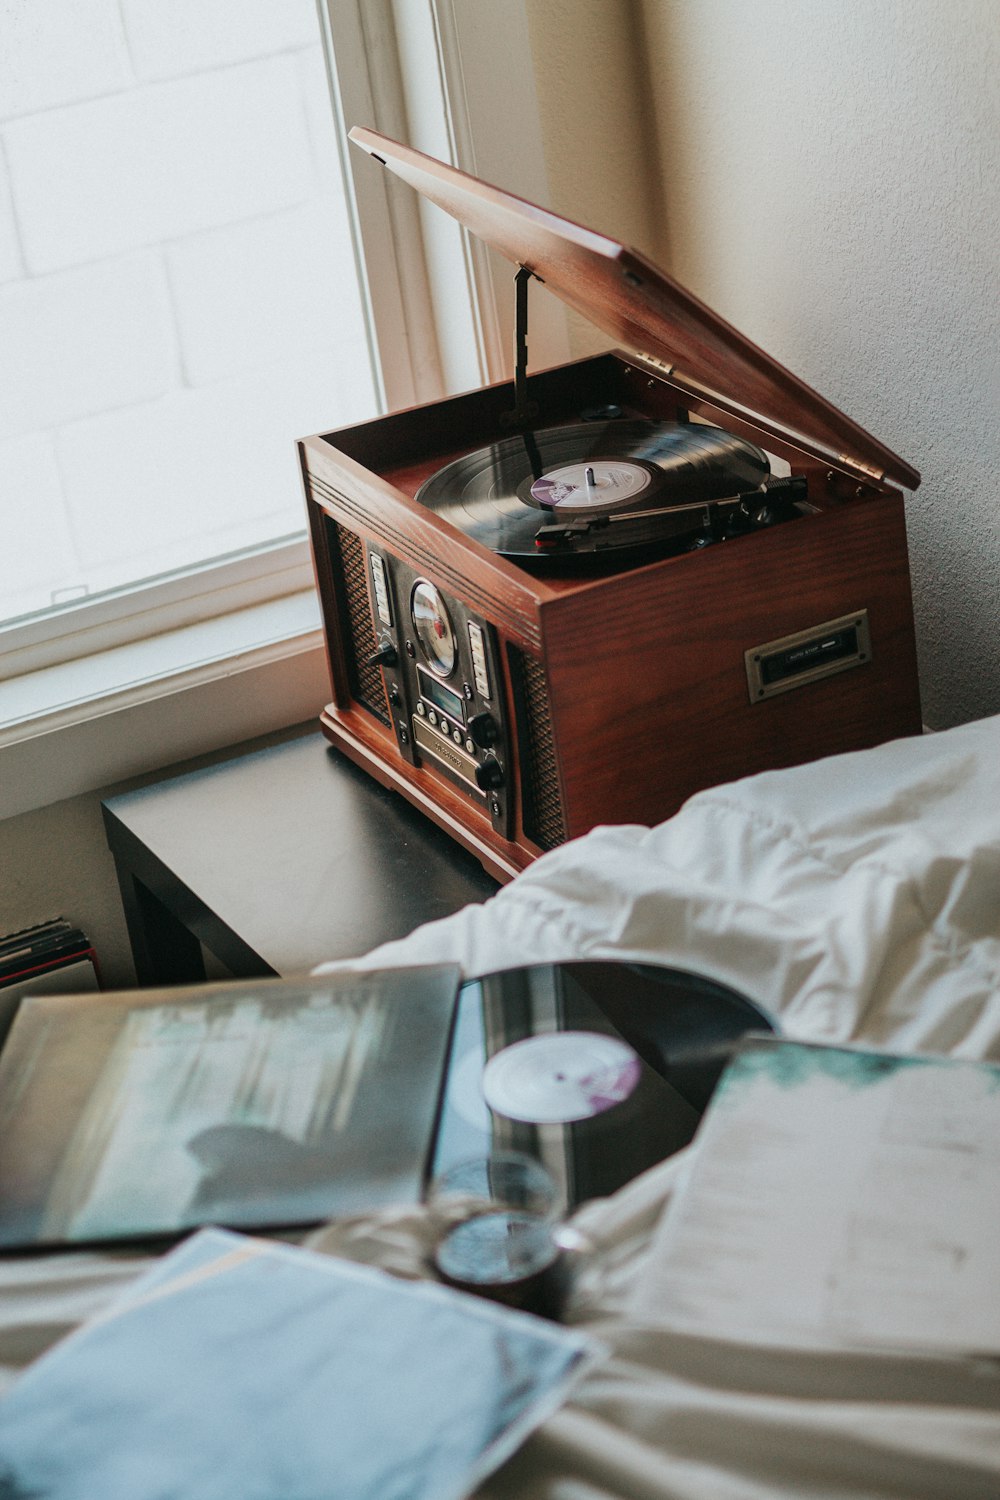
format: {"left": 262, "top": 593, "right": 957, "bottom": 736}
{"left": 0, "top": 919, "right": 99, "bottom": 1047}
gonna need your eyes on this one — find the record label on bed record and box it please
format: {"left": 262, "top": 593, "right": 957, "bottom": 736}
{"left": 481, "top": 1032, "right": 642, "bottom": 1124}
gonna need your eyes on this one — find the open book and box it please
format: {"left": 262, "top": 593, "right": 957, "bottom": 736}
{"left": 0, "top": 966, "right": 460, "bottom": 1249}
{"left": 633, "top": 1037, "right": 1000, "bottom": 1359}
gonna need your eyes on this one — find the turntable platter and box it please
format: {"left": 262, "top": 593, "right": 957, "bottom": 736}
{"left": 415, "top": 419, "right": 769, "bottom": 566}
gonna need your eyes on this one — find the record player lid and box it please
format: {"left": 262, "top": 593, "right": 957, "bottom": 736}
{"left": 350, "top": 127, "right": 918, "bottom": 492}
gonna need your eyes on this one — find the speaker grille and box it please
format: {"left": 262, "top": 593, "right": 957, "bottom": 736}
{"left": 510, "top": 648, "right": 566, "bottom": 851}
{"left": 326, "top": 517, "right": 389, "bottom": 725}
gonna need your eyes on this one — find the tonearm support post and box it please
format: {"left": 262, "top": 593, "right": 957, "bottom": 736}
{"left": 500, "top": 265, "right": 540, "bottom": 428}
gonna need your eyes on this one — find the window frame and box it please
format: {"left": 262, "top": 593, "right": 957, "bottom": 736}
{"left": 0, "top": 0, "right": 566, "bottom": 818}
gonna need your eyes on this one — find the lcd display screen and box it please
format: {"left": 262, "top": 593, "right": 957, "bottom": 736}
{"left": 418, "top": 667, "right": 466, "bottom": 725}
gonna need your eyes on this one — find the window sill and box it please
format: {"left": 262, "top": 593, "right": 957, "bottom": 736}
{"left": 0, "top": 590, "right": 329, "bottom": 820}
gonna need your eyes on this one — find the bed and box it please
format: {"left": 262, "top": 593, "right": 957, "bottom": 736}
{"left": 3, "top": 714, "right": 999, "bottom": 1497}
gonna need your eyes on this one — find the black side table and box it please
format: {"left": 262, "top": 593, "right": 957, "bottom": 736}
{"left": 102, "top": 728, "right": 498, "bottom": 985}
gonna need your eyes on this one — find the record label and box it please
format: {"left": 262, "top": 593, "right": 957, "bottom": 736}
{"left": 482, "top": 1031, "right": 642, "bottom": 1124}
{"left": 528, "top": 460, "right": 654, "bottom": 512}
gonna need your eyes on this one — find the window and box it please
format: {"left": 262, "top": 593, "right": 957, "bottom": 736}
{"left": 0, "top": 0, "right": 564, "bottom": 815}
{"left": 0, "top": 0, "right": 378, "bottom": 633}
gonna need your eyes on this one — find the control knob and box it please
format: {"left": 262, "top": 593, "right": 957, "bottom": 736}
{"left": 467, "top": 712, "right": 499, "bottom": 749}
{"left": 366, "top": 636, "right": 397, "bottom": 669}
{"left": 474, "top": 756, "right": 504, "bottom": 792}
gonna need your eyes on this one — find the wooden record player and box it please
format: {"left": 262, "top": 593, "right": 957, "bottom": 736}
{"left": 299, "top": 127, "right": 922, "bottom": 883}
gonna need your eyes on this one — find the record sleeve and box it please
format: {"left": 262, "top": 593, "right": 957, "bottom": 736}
{"left": 0, "top": 966, "right": 460, "bottom": 1249}
{"left": 0, "top": 1227, "right": 597, "bottom": 1500}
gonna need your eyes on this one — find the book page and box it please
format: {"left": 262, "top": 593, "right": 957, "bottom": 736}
{"left": 633, "top": 1041, "right": 1000, "bottom": 1356}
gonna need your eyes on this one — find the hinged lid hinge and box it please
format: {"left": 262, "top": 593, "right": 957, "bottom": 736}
{"left": 629, "top": 351, "right": 891, "bottom": 490}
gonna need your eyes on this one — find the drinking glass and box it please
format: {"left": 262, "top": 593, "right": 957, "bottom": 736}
{"left": 426, "top": 1151, "right": 564, "bottom": 1315}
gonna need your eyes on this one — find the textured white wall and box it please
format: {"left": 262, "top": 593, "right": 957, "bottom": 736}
{"left": 524, "top": 0, "right": 658, "bottom": 357}
{"left": 636, "top": 0, "right": 1000, "bottom": 730}
{"left": 528, "top": 0, "right": 1000, "bottom": 730}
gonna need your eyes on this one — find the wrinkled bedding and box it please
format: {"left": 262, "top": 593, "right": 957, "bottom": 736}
{"left": 3, "top": 716, "right": 999, "bottom": 1497}
{"left": 319, "top": 715, "right": 1000, "bottom": 1061}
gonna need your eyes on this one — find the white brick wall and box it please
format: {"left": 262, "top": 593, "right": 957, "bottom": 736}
{"left": 58, "top": 344, "right": 359, "bottom": 587}
{"left": 5, "top": 58, "right": 316, "bottom": 275}
{"left": 0, "top": 252, "right": 175, "bottom": 441}
{"left": 297, "top": 46, "right": 350, "bottom": 195}
{"left": 0, "top": 0, "right": 132, "bottom": 120}
{"left": 0, "top": 0, "right": 374, "bottom": 620}
{"left": 0, "top": 433, "right": 79, "bottom": 619}
{"left": 166, "top": 200, "right": 367, "bottom": 386}
{"left": 121, "top": 0, "right": 319, "bottom": 81}
{"left": 0, "top": 152, "right": 22, "bottom": 284}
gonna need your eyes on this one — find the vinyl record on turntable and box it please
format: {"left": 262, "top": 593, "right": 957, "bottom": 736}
{"left": 430, "top": 959, "right": 774, "bottom": 1210}
{"left": 415, "top": 419, "right": 770, "bottom": 565}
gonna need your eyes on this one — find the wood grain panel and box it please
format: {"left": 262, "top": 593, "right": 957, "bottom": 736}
{"left": 541, "top": 496, "right": 920, "bottom": 832}
{"left": 301, "top": 350, "right": 922, "bottom": 880}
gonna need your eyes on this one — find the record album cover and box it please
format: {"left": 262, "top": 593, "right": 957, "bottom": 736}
{"left": 0, "top": 1227, "right": 597, "bottom": 1500}
{"left": 0, "top": 967, "right": 460, "bottom": 1250}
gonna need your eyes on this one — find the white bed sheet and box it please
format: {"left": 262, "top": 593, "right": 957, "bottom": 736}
{"left": 2, "top": 715, "right": 999, "bottom": 1496}
{"left": 318, "top": 713, "right": 1000, "bottom": 1061}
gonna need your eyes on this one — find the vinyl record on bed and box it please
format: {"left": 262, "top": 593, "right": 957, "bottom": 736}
{"left": 414, "top": 419, "right": 769, "bottom": 564}
{"left": 481, "top": 1031, "right": 642, "bottom": 1124}
{"left": 430, "top": 959, "right": 775, "bottom": 1209}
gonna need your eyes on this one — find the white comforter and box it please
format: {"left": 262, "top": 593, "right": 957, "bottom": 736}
{"left": 3, "top": 715, "right": 1000, "bottom": 1496}
{"left": 323, "top": 713, "right": 1000, "bottom": 1058}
